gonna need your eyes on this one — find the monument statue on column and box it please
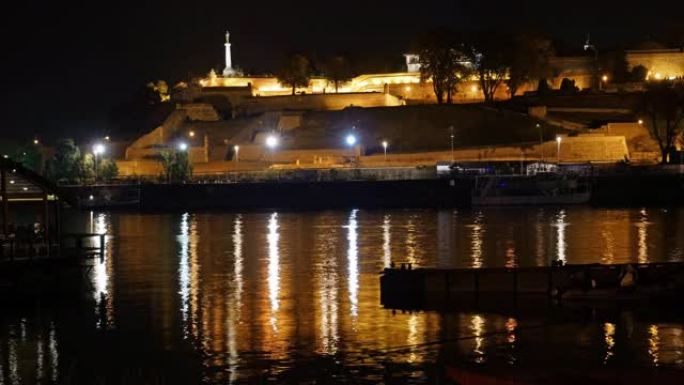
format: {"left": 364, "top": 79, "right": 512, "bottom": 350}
{"left": 223, "top": 30, "right": 236, "bottom": 76}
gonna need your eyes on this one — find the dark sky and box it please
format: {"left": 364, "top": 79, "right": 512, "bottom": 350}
{"left": 1, "top": 0, "right": 683, "bottom": 142}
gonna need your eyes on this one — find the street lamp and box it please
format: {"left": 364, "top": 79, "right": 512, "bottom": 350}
{"left": 188, "top": 130, "right": 195, "bottom": 138}
{"left": 556, "top": 136, "right": 562, "bottom": 165}
{"left": 92, "top": 143, "right": 106, "bottom": 182}
{"left": 33, "top": 139, "right": 39, "bottom": 145}
{"left": 265, "top": 134, "right": 278, "bottom": 162}
{"left": 104, "top": 136, "right": 111, "bottom": 141}
{"left": 382, "top": 140, "right": 388, "bottom": 160}
{"left": 345, "top": 134, "right": 357, "bottom": 146}
{"left": 449, "top": 126, "right": 455, "bottom": 163}
{"left": 177, "top": 142, "right": 188, "bottom": 152}
{"left": 234, "top": 145, "right": 240, "bottom": 162}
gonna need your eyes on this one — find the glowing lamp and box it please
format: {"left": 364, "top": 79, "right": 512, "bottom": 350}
{"left": 92, "top": 143, "right": 106, "bottom": 156}
{"left": 177, "top": 142, "right": 188, "bottom": 151}
{"left": 265, "top": 135, "right": 279, "bottom": 149}
{"left": 346, "top": 134, "right": 357, "bottom": 146}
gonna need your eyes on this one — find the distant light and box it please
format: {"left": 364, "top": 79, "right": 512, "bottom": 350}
{"left": 234, "top": 145, "right": 240, "bottom": 151}
{"left": 655, "top": 73, "right": 663, "bottom": 80}
{"left": 346, "top": 134, "right": 357, "bottom": 146}
{"left": 556, "top": 136, "right": 562, "bottom": 143}
{"left": 638, "top": 119, "right": 644, "bottom": 125}
{"left": 189, "top": 131, "right": 195, "bottom": 138}
{"left": 602, "top": 75, "right": 608, "bottom": 82}
{"left": 177, "top": 142, "right": 188, "bottom": 151}
{"left": 265, "top": 135, "right": 279, "bottom": 149}
{"left": 104, "top": 136, "right": 110, "bottom": 141}
{"left": 33, "top": 139, "right": 39, "bottom": 145}
{"left": 2, "top": 154, "right": 7, "bottom": 159}
{"left": 92, "top": 143, "right": 106, "bottom": 156}
{"left": 12, "top": 169, "right": 16, "bottom": 173}
{"left": 89, "top": 195, "right": 94, "bottom": 201}
{"left": 405, "top": 86, "right": 411, "bottom": 92}
{"left": 9, "top": 180, "right": 15, "bottom": 184}
{"left": 471, "top": 85, "right": 478, "bottom": 92}
{"left": 22, "top": 187, "right": 28, "bottom": 192}
{"left": 382, "top": 140, "right": 388, "bottom": 149}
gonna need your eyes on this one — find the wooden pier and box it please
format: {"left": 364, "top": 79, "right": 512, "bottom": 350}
{"left": 380, "top": 262, "right": 684, "bottom": 310}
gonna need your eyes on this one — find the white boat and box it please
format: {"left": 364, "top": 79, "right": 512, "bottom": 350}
{"left": 471, "top": 173, "right": 591, "bottom": 206}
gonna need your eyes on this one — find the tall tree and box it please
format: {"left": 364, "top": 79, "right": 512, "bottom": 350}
{"left": 506, "top": 33, "right": 554, "bottom": 98}
{"left": 599, "top": 50, "right": 631, "bottom": 83}
{"left": 639, "top": 81, "right": 684, "bottom": 164}
{"left": 46, "top": 139, "right": 82, "bottom": 184}
{"left": 417, "top": 29, "right": 470, "bottom": 104}
{"left": 276, "top": 54, "right": 312, "bottom": 95}
{"left": 467, "top": 32, "right": 512, "bottom": 102}
{"left": 323, "top": 55, "right": 354, "bottom": 93}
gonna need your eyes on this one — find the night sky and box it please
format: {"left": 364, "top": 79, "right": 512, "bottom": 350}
{"left": 2, "top": 0, "right": 682, "bottom": 142}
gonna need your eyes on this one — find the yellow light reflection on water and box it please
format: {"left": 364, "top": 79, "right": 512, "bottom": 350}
{"left": 470, "top": 212, "right": 485, "bottom": 268}
{"left": 555, "top": 210, "right": 567, "bottom": 264}
{"left": 178, "top": 213, "right": 199, "bottom": 338}
{"left": 227, "top": 214, "right": 244, "bottom": 382}
{"left": 604, "top": 322, "right": 616, "bottom": 363}
{"left": 267, "top": 213, "right": 280, "bottom": 330}
{"left": 178, "top": 213, "right": 191, "bottom": 329}
{"left": 648, "top": 324, "right": 660, "bottom": 366}
{"left": 637, "top": 208, "right": 649, "bottom": 264}
{"left": 471, "top": 315, "right": 486, "bottom": 363}
{"left": 347, "top": 209, "right": 359, "bottom": 318}
{"left": 383, "top": 214, "right": 391, "bottom": 268}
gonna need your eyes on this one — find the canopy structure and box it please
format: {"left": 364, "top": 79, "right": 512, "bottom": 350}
{"left": 0, "top": 158, "right": 68, "bottom": 254}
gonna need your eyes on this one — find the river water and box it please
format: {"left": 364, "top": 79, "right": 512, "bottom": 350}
{"left": 2, "top": 207, "right": 684, "bottom": 384}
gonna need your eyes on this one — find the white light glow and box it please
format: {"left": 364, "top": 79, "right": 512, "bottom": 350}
{"left": 93, "top": 143, "right": 106, "bottom": 156}
{"left": 177, "top": 142, "right": 188, "bottom": 151}
{"left": 345, "top": 134, "right": 357, "bottom": 146}
{"left": 266, "top": 135, "right": 279, "bottom": 149}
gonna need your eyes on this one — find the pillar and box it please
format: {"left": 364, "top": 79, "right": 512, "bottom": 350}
{"left": 223, "top": 30, "right": 235, "bottom": 76}
{"left": 1, "top": 169, "right": 7, "bottom": 236}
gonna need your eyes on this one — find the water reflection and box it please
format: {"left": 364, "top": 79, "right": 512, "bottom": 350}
{"left": 637, "top": 208, "right": 650, "bottom": 263}
{"left": 267, "top": 212, "right": 280, "bottom": 329}
{"left": 383, "top": 214, "right": 391, "bottom": 268}
{"left": 604, "top": 322, "right": 616, "bottom": 363}
{"left": 92, "top": 212, "right": 114, "bottom": 329}
{"left": 469, "top": 211, "right": 485, "bottom": 268}
{"left": 555, "top": 209, "right": 567, "bottom": 264}
{"left": 346, "top": 209, "right": 359, "bottom": 318}
{"left": 4, "top": 208, "right": 684, "bottom": 384}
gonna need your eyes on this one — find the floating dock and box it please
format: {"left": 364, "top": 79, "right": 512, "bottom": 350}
{"left": 380, "top": 262, "right": 684, "bottom": 310}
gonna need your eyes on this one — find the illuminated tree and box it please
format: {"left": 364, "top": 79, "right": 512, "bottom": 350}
{"left": 323, "top": 55, "right": 354, "bottom": 93}
{"left": 276, "top": 54, "right": 312, "bottom": 95}
{"left": 639, "top": 81, "right": 684, "bottom": 164}
{"left": 160, "top": 149, "right": 193, "bottom": 183}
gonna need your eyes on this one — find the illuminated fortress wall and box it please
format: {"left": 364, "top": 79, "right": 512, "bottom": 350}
{"left": 626, "top": 49, "right": 684, "bottom": 80}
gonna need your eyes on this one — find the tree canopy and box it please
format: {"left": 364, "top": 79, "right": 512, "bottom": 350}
{"left": 506, "top": 33, "right": 554, "bottom": 98}
{"left": 417, "top": 28, "right": 471, "bottom": 104}
{"left": 276, "top": 54, "right": 312, "bottom": 95}
{"left": 639, "top": 81, "right": 684, "bottom": 164}
{"left": 323, "top": 55, "right": 354, "bottom": 93}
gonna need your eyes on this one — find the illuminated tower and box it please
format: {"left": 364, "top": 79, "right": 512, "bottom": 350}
{"left": 223, "top": 31, "right": 235, "bottom": 76}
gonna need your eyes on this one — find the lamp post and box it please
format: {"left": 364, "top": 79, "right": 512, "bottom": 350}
{"left": 92, "top": 143, "right": 106, "bottom": 182}
{"left": 556, "top": 136, "right": 562, "bottom": 166}
{"left": 177, "top": 142, "right": 188, "bottom": 152}
{"left": 449, "top": 125, "right": 455, "bottom": 163}
{"left": 265, "top": 134, "right": 278, "bottom": 162}
{"left": 382, "top": 140, "right": 388, "bottom": 161}
{"left": 234, "top": 145, "right": 240, "bottom": 162}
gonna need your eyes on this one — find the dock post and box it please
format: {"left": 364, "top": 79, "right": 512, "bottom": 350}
{"left": 99, "top": 234, "right": 105, "bottom": 262}
{"left": 1, "top": 169, "right": 7, "bottom": 237}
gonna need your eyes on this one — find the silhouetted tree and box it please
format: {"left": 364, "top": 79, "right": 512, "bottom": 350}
{"left": 639, "top": 81, "right": 684, "bottom": 163}
{"left": 600, "top": 50, "right": 630, "bottom": 83}
{"left": 559, "top": 78, "right": 579, "bottom": 94}
{"left": 506, "top": 33, "right": 554, "bottom": 98}
{"left": 466, "top": 32, "right": 512, "bottom": 102}
{"left": 417, "top": 28, "right": 470, "bottom": 104}
{"left": 276, "top": 54, "right": 312, "bottom": 95}
{"left": 630, "top": 65, "right": 649, "bottom": 82}
{"left": 323, "top": 55, "right": 354, "bottom": 93}
{"left": 537, "top": 78, "right": 551, "bottom": 95}
{"left": 46, "top": 139, "right": 82, "bottom": 184}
